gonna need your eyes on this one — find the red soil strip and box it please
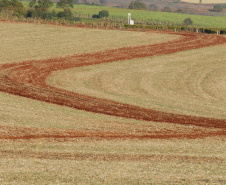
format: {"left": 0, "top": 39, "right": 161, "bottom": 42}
{"left": 0, "top": 29, "right": 226, "bottom": 140}
{"left": 0, "top": 125, "right": 225, "bottom": 140}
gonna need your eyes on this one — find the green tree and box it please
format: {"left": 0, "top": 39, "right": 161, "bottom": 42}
{"left": 213, "top": 4, "right": 223, "bottom": 12}
{"left": 183, "top": 18, "right": 193, "bottom": 25}
{"left": 0, "top": 0, "right": 26, "bottom": 17}
{"left": 28, "top": 0, "right": 53, "bottom": 14}
{"left": 128, "top": 1, "right": 147, "bottom": 10}
{"left": 57, "top": 0, "right": 73, "bottom": 9}
{"left": 0, "top": 0, "right": 10, "bottom": 11}
{"left": 92, "top": 10, "right": 109, "bottom": 18}
{"left": 57, "top": 8, "right": 74, "bottom": 20}
{"left": 98, "top": 9, "right": 109, "bottom": 17}
{"left": 56, "top": 0, "right": 74, "bottom": 21}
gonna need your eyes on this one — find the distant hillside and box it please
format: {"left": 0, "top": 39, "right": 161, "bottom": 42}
{"left": 71, "top": 0, "right": 226, "bottom": 16}
{"left": 182, "top": 0, "right": 226, "bottom": 4}
{"left": 105, "top": 0, "right": 226, "bottom": 16}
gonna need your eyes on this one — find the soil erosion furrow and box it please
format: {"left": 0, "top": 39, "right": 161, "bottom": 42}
{"left": 0, "top": 32, "right": 226, "bottom": 140}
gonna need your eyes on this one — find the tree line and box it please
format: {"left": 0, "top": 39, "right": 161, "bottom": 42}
{"left": 0, "top": 0, "right": 108, "bottom": 21}
{"left": 0, "top": 0, "right": 74, "bottom": 20}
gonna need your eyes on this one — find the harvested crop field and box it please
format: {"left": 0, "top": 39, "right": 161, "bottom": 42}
{"left": 1, "top": 138, "right": 225, "bottom": 184}
{"left": 0, "top": 21, "right": 179, "bottom": 64}
{"left": 0, "top": 21, "right": 226, "bottom": 184}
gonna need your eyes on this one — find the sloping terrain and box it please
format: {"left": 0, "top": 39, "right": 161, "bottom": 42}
{"left": 0, "top": 21, "right": 225, "bottom": 184}
{"left": 0, "top": 25, "right": 226, "bottom": 140}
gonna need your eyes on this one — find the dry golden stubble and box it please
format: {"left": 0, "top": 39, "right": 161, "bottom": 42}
{"left": 0, "top": 22, "right": 179, "bottom": 64}
{"left": 47, "top": 44, "right": 226, "bottom": 119}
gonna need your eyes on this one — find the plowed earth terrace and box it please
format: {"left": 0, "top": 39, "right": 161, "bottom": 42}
{"left": 0, "top": 31, "right": 226, "bottom": 140}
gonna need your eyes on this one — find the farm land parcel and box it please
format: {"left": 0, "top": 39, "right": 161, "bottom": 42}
{"left": 0, "top": 21, "right": 226, "bottom": 184}
{"left": 20, "top": 2, "right": 226, "bottom": 28}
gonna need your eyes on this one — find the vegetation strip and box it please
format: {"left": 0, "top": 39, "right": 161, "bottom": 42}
{"left": 0, "top": 29, "right": 226, "bottom": 140}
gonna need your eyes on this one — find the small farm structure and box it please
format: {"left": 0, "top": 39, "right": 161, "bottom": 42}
{"left": 128, "top": 13, "right": 134, "bottom": 25}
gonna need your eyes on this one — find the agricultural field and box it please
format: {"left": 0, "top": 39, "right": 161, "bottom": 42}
{"left": 0, "top": 22, "right": 178, "bottom": 64}
{"left": 69, "top": 5, "right": 226, "bottom": 28}
{"left": 48, "top": 44, "right": 226, "bottom": 119}
{"left": 0, "top": 20, "right": 226, "bottom": 184}
{"left": 20, "top": 2, "right": 226, "bottom": 28}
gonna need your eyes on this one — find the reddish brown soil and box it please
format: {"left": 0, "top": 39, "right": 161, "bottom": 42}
{"left": 0, "top": 125, "right": 224, "bottom": 140}
{"left": 0, "top": 26, "right": 226, "bottom": 140}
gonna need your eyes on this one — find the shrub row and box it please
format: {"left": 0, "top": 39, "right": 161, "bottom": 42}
{"left": 124, "top": 24, "right": 226, "bottom": 34}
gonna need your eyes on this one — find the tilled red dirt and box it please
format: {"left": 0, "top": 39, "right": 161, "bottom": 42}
{"left": 0, "top": 29, "right": 226, "bottom": 140}
{"left": 0, "top": 125, "right": 224, "bottom": 140}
